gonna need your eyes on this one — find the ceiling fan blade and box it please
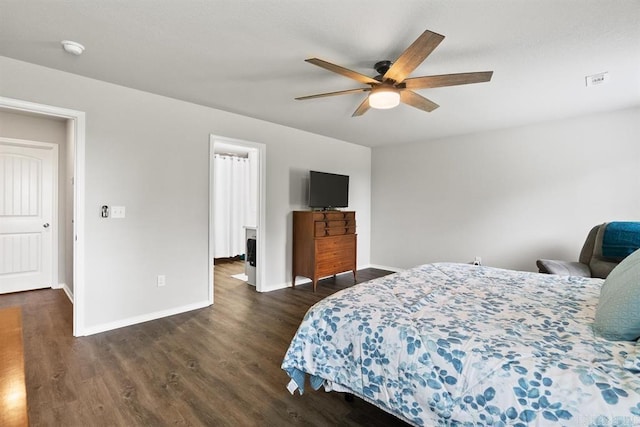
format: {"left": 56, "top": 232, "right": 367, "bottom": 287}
{"left": 400, "top": 90, "right": 439, "bottom": 113}
{"left": 305, "top": 58, "right": 379, "bottom": 85}
{"left": 296, "top": 87, "right": 370, "bottom": 101}
{"left": 403, "top": 71, "right": 494, "bottom": 89}
{"left": 383, "top": 30, "right": 445, "bottom": 84}
{"left": 352, "top": 97, "right": 371, "bottom": 117}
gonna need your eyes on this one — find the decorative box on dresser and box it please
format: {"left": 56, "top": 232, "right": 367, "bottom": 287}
{"left": 292, "top": 210, "right": 357, "bottom": 292}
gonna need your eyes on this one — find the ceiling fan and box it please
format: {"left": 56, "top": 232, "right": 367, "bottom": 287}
{"left": 296, "top": 29, "right": 493, "bottom": 117}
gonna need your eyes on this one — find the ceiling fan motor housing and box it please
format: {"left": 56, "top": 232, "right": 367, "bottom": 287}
{"left": 374, "top": 60, "right": 392, "bottom": 81}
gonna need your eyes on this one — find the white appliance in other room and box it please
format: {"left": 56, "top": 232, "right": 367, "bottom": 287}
{"left": 244, "top": 226, "right": 257, "bottom": 286}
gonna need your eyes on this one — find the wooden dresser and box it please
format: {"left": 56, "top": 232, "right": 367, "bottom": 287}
{"left": 292, "top": 210, "right": 357, "bottom": 291}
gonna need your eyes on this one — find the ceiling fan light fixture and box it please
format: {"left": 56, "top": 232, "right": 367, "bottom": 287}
{"left": 368, "top": 88, "right": 400, "bottom": 109}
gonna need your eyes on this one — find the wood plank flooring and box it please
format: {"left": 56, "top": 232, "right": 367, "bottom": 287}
{"left": 0, "top": 306, "right": 29, "bottom": 426}
{"left": 0, "top": 264, "right": 410, "bottom": 426}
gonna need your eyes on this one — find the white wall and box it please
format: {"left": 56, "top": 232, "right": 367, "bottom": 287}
{"left": 371, "top": 107, "right": 640, "bottom": 272}
{"left": 0, "top": 56, "right": 371, "bottom": 334}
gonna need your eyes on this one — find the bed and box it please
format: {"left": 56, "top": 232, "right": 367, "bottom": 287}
{"left": 281, "top": 263, "right": 640, "bottom": 426}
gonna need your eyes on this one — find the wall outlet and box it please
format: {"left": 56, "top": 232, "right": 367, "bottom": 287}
{"left": 157, "top": 275, "right": 166, "bottom": 287}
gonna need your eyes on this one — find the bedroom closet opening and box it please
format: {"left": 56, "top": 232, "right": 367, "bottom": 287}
{"left": 210, "top": 136, "right": 263, "bottom": 295}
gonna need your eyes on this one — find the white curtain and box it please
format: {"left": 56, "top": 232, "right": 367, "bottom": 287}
{"left": 213, "top": 154, "right": 253, "bottom": 258}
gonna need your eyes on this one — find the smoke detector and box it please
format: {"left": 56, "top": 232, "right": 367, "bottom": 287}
{"left": 61, "top": 40, "right": 85, "bottom": 56}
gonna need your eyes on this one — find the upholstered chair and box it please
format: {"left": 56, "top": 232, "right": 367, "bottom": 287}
{"left": 536, "top": 223, "right": 622, "bottom": 279}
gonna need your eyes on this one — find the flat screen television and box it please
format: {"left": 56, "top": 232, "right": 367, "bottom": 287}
{"left": 308, "top": 171, "right": 349, "bottom": 209}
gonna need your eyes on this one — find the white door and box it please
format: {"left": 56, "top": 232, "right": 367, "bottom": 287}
{"left": 0, "top": 140, "right": 55, "bottom": 294}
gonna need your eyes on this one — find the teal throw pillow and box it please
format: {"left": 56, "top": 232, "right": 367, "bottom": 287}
{"left": 594, "top": 248, "right": 640, "bottom": 341}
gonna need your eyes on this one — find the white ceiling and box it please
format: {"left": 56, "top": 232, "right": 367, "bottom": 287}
{"left": 1, "top": 0, "right": 639, "bottom": 147}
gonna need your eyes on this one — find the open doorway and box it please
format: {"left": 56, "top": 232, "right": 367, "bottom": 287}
{"left": 0, "top": 96, "right": 86, "bottom": 336}
{"left": 209, "top": 135, "right": 265, "bottom": 300}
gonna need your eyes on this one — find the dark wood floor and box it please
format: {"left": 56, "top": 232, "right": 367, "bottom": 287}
{"left": 0, "top": 264, "right": 410, "bottom": 426}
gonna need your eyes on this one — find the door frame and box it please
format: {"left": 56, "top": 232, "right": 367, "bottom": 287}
{"left": 0, "top": 96, "right": 86, "bottom": 337}
{"left": 209, "top": 134, "right": 266, "bottom": 298}
{"left": 0, "top": 138, "right": 58, "bottom": 293}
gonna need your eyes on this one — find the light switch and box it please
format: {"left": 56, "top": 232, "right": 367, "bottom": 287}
{"left": 111, "top": 206, "right": 126, "bottom": 218}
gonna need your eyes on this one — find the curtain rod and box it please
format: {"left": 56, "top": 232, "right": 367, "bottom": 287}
{"left": 215, "top": 152, "right": 249, "bottom": 158}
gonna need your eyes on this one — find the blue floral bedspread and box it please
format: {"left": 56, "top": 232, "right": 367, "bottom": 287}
{"left": 281, "top": 263, "right": 640, "bottom": 426}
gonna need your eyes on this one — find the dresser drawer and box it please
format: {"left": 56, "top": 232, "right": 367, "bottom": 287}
{"left": 314, "top": 222, "right": 328, "bottom": 236}
{"left": 315, "top": 220, "right": 356, "bottom": 236}
{"left": 324, "top": 211, "right": 347, "bottom": 221}
{"left": 326, "top": 220, "right": 348, "bottom": 236}
{"left": 317, "top": 246, "right": 354, "bottom": 262}
{"left": 327, "top": 220, "right": 347, "bottom": 228}
{"left": 317, "top": 259, "right": 355, "bottom": 277}
{"left": 316, "top": 235, "right": 355, "bottom": 252}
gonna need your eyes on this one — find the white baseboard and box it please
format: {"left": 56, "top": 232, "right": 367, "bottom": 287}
{"left": 62, "top": 283, "right": 74, "bottom": 303}
{"left": 259, "top": 281, "right": 294, "bottom": 292}
{"left": 52, "top": 282, "right": 74, "bottom": 303}
{"left": 366, "top": 263, "right": 403, "bottom": 273}
{"left": 79, "top": 299, "right": 211, "bottom": 336}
